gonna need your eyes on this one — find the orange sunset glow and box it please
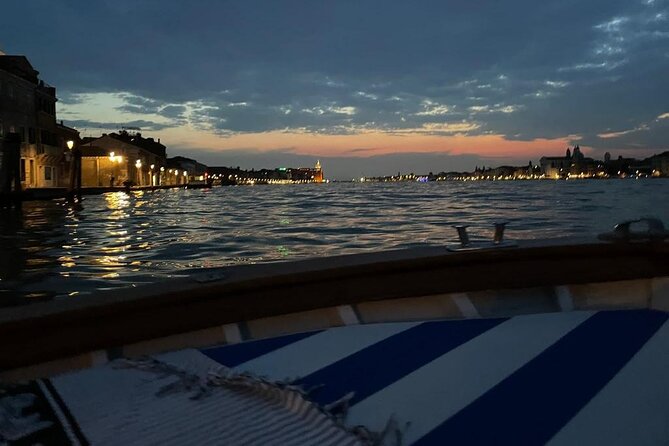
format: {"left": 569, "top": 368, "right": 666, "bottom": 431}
{"left": 159, "top": 127, "right": 581, "bottom": 160}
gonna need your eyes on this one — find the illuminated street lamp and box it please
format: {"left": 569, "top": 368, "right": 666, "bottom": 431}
{"left": 108, "top": 152, "right": 123, "bottom": 187}
{"left": 135, "top": 159, "right": 143, "bottom": 186}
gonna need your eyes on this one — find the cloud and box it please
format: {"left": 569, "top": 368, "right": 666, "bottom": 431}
{"left": 586, "top": 113, "right": 669, "bottom": 151}
{"left": 415, "top": 100, "right": 452, "bottom": 116}
{"left": 598, "top": 129, "right": 640, "bottom": 139}
{"left": 413, "top": 122, "right": 481, "bottom": 135}
{"left": 64, "top": 119, "right": 173, "bottom": 132}
{"left": 158, "top": 105, "right": 187, "bottom": 119}
{"left": 1, "top": 0, "right": 667, "bottom": 161}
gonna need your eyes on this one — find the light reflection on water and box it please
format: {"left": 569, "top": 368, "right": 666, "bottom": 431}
{"left": 1, "top": 179, "right": 668, "bottom": 304}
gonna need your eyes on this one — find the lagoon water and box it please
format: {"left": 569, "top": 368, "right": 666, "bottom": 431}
{"left": 1, "top": 179, "right": 669, "bottom": 304}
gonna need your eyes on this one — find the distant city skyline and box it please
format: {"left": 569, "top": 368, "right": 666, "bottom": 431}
{"left": 2, "top": 0, "right": 668, "bottom": 179}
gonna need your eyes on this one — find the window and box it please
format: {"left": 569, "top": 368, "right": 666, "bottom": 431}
{"left": 0, "top": 119, "right": 3, "bottom": 138}
{"left": 40, "top": 130, "right": 56, "bottom": 146}
{"left": 45, "top": 166, "right": 52, "bottom": 181}
{"left": 20, "top": 159, "right": 26, "bottom": 182}
{"left": 28, "top": 127, "right": 35, "bottom": 144}
{"left": 20, "top": 127, "right": 25, "bottom": 143}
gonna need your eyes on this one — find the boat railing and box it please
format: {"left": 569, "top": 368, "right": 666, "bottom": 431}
{"left": 0, "top": 223, "right": 668, "bottom": 379}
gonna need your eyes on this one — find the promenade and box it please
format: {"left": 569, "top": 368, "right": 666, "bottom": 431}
{"left": 1, "top": 182, "right": 211, "bottom": 204}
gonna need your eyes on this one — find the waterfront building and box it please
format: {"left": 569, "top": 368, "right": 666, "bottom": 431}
{"left": 489, "top": 165, "right": 516, "bottom": 179}
{"left": 290, "top": 160, "right": 324, "bottom": 183}
{"left": 313, "top": 159, "right": 324, "bottom": 182}
{"left": 206, "top": 162, "right": 325, "bottom": 184}
{"left": 539, "top": 146, "right": 597, "bottom": 178}
{"left": 648, "top": 151, "right": 669, "bottom": 176}
{"left": 79, "top": 131, "right": 166, "bottom": 187}
{"left": 55, "top": 121, "right": 81, "bottom": 187}
{"left": 166, "top": 156, "right": 207, "bottom": 185}
{"left": 603, "top": 155, "right": 635, "bottom": 177}
{"left": 567, "top": 146, "right": 599, "bottom": 177}
{"left": 540, "top": 148, "right": 573, "bottom": 178}
{"left": 0, "top": 54, "right": 63, "bottom": 188}
{"left": 206, "top": 166, "right": 245, "bottom": 184}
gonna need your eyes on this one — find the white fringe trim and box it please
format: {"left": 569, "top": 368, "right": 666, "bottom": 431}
{"left": 115, "top": 357, "right": 404, "bottom": 445}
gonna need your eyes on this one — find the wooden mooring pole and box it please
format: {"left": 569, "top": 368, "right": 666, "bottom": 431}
{"left": 67, "top": 143, "right": 82, "bottom": 204}
{"left": 0, "top": 133, "right": 23, "bottom": 209}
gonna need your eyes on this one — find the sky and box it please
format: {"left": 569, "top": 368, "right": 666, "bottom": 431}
{"left": 1, "top": 0, "right": 668, "bottom": 179}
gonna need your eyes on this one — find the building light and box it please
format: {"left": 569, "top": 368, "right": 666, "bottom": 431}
{"left": 109, "top": 152, "right": 115, "bottom": 160}
{"left": 67, "top": 140, "right": 74, "bottom": 150}
{"left": 160, "top": 167, "right": 165, "bottom": 172}
{"left": 183, "top": 171, "right": 187, "bottom": 176}
{"left": 150, "top": 164, "right": 155, "bottom": 170}
{"left": 136, "top": 160, "right": 142, "bottom": 168}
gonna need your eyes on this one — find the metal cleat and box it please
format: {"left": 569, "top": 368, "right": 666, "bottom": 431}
{"left": 448, "top": 223, "right": 517, "bottom": 251}
{"left": 493, "top": 221, "right": 508, "bottom": 244}
{"left": 454, "top": 225, "right": 471, "bottom": 248}
{"left": 598, "top": 217, "right": 669, "bottom": 242}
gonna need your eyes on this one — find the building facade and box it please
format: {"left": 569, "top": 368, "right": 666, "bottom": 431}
{"left": 166, "top": 156, "right": 207, "bottom": 184}
{"left": 0, "top": 55, "right": 63, "bottom": 188}
{"left": 80, "top": 132, "right": 167, "bottom": 187}
{"left": 649, "top": 151, "right": 669, "bottom": 176}
{"left": 290, "top": 160, "right": 324, "bottom": 182}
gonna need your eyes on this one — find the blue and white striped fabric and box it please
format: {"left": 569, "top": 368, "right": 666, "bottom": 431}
{"left": 10, "top": 309, "right": 667, "bottom": 445}
{"left": 166, "top": 309, "right": 669, "bottom": 445}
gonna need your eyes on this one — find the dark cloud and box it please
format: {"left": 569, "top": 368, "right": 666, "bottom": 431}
{"left": 2, "top": 0, "right": 668, "bottom": 154}
{"left": 158, "top": 105, "right": 187, "bottom": 119}
{"left": 64, "top": 119, "right": 173, "bottom": 132}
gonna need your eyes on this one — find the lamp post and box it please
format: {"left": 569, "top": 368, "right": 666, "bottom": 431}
{"left": 135, "top": 159, "right": 142, "bottom": 186}
{"left": 66, "top": 140, "right": 74, "bottom": 183}
{"left": 66, "top": 140, "right": 81, "bottom": 202}
{"left": 109, "top": 152, "right": 124, "bottom": 187}
{"left": 109, "top": 152, "right": 116, "bottom": 187}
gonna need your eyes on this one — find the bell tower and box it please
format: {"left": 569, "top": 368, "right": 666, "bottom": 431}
{"left": 314, "top": 160, "right": 324, "bottom": 182}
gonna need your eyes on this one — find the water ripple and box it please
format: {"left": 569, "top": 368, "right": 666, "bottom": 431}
{"left": 0, "top": 179, "right": 668, "bottom": 301}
